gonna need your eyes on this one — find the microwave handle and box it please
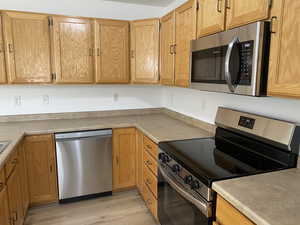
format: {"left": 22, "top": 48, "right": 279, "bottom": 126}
{"left": 158, "top": 165, "right": 212, "bottom": 217}
{"left": 225, "top": 37, "right": 239, "bottom": 92}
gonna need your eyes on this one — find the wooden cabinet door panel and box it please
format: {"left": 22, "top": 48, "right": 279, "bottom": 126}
{"left": 52, "top": 17, "right": 94, "bottom": 83}
{"left": 160, "top": 11, "right": 175, "bottom": 86}
{"left": 268, "top": 0, "right": 300, "bottom": 98}
{"left": 113, "top": 128, "right": 136, "bottom": 190}
{"left": 175, "top": 0, "right": 197, "bottom": 87}
{"left": 0, "top": 187, "right": 10, "bottom": 225}
{"left": 3, "top": 12, "right": 52, "bottom": 83}
{"left": 130, "top": 19, "right": 159, "bottom": 84}
{"left": 197, "top": 0, "right": 226, "bottom": 37}
{"left": 136, "top": 129, "right": 144, "bottom": 193}
{"left": 226, "top": 0, "right": 270, "bottom": 29}
{"left": 0, "top": 15, "right": 7, "bottom": 84}
{"left": 24, "top": 134, "right": 58, "bottom": 206}
{"left": 95, "top": 19, "right": 129, "bottom": 83}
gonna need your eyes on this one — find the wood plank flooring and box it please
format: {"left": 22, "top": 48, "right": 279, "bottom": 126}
{"left": 25, "top": 190, "right": 159, "bottom": 225}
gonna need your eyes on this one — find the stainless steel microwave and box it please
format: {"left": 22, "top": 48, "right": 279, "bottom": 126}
{"left": 190, "top": 21, "right": 270, "bottom": 96}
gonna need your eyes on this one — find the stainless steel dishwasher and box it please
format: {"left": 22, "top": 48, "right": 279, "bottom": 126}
{"left": 55, "top": 129, "right": 112, "bottom": 203}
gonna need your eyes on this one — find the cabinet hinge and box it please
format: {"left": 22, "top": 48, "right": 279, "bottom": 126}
{"left": 48, "top": 18, "right": 53, "bottom": 26}
{"left": 51, "top": 73, "right": 56, "bottom": 80}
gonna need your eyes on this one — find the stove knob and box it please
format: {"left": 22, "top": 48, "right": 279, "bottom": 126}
{"left": 162, "top": 155, "right": 171, "bottom": 163}
{"left": 184, "top": 175, "right": 193, "bottom": 185}
{"left": 172, "top": 164, "right": 181, "bottom": 174}
{"left": 158, "top": 153, "right": 165, "bottom": 161}
{"left": 191, "top": 180, "right": 201, "bottom": 190}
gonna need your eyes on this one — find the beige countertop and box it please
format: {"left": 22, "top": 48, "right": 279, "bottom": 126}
{"left": 0, "top": 113, "right": 213, "bottom": 170}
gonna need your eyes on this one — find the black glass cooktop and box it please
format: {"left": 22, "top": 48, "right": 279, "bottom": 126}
{"left": 159, "top": 128, "right": 297, "bottom": 187}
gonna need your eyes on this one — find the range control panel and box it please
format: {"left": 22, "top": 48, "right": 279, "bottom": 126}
{"left": 238, "top": 116, "right": 255, "bottom": 129}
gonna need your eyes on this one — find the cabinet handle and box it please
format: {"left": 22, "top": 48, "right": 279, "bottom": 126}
{"left": 270, "top": 16, "right": 277, "bottom": 34}
{"left": 217, "top": 0, "right": 222, "bottom": 12}
{"left": 226, "top": 0, "right": 230, "bottom": 9}
{"left": 173, "top": 44, "right": 176, "bottom": 54}
{"left": 116, "top": 156, "right": 119, "bottom": 165}
{"left": 50, "top": 165, "right": 53, "bottom": 173}
{"left": 146, "top": 144, "right": 152, "bottom": 150}
{"left": 169, "top": 45, "right": 173, "bottom": 55}
{"left": 8, "top": 44, "right": 14, "bottom": 53}
{"left": 146, "top": 179, "right": 152, "bottom": 185}
{"left": 13, "top": 211, "right": 18, "bottom": 221}
{"left": 146, "top": 160, "right": 152, "bottom": 166}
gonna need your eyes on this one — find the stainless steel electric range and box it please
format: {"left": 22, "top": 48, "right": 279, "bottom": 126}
{"left": 157, "top": 107, "right": 300, "bottom": 225}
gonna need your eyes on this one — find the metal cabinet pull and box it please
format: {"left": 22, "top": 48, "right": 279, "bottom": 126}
{"left": 8, "top": 44, "right": 14, "bottom": 53}
{"left": 270, "top": 16, "right": 277, "bottom": 34}
{"left": 173, "top": 44, "right": 176, "bottom": 54}
{"left": 226, "top": 0, "right": 230, "bottom": 9}
{"left": 217, "top": 0, "right": 222, "bottom": 12}
{"left": 169, "top": 45, "right": 173, "bottom": 54}
{"left": 146, "top": 144, "right": 152, "bottom": 149}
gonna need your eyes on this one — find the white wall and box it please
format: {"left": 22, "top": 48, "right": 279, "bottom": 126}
{"left": 160, "top": 0, "right": 188, "bottom": 15}
{"left": 0, "top": 0, "right": 162, "bottom": 20}
{"left": 0, "top": 85, "right": 162, "bottom": 116}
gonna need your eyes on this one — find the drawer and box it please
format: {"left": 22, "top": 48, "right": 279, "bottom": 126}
{"left": 216, "top": 195, "right": 255, "bottom": 225}
{"left": 4, "top": 149, "right": 18, "bottom": 179}
{"left": 0, "top": 169, "right": 5, "bottom": 191}
{"left": 143, "top": 149, "right": 157, "bottom": 176}
{"left": 143, "top": 135, "right": 158, "bottom": 159}
{"left": 144, "top": 183, "right": 158, "bottom": 219}
{"left": 143, "top": 164, "right": 157, "bottom": 198}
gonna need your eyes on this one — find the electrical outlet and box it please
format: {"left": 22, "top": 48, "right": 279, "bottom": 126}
{"left": 113, "top": 93, "right": 119, "bottom": 102}
{"left": 14, "top": 96, "right": 21, "bottom": 106}
{"left": 43, "top": 95, "right": 50, "bottom": 105}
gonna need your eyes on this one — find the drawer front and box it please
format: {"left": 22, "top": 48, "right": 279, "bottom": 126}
{"left": 0, "top": 169, "right": 5, "bottom": 191}
{"left": 143, "top": 135, "right": 158, "bottom": 159}
{"left": 143, "top": 149, "right": 158, "bottom": 176}
{"left": 216, "top": 195, "right": 255, "bottom": 225}
{"left": 4, "top": 149, "right": 18, "bottom": 179}
{"left": 143, "top": 165, "right": 157, "bottom": 198}
{"left": 144, "top": 183, "right": 158, "bottom": 219}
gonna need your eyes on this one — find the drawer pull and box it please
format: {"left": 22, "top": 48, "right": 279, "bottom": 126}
{"left": 146, "top": 144, "right": 152, "bottom": 149}
{"left": 146, "top": 178, "right": 152, "bottom": 185}
{"left": 146, "top": 160, "right": 152, "bottom": 166}
{"left": 13, "top": 211, "right": 18, "bottom": 221}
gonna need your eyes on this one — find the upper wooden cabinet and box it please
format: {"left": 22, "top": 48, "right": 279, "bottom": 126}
{"left": 94, "top": 19, "right": 129, "bottom": 84}
{"left": 226, "top": 0, "right": 271, "bottom": 29}
{"left": 51, "top": 17, "right": 94, "bottom": 84}
{"left": 24, "top": 134, "right": 58, "bottom": 206}
{"left": 0, "top": 15, "right": 7, "bottom": 84}
{"left": 130, "top": 19, "right": 160, "bottom": 84}
{"left": 3, "top": 12, "right": 52, "bottom": 83}
{"left": 160, "top": 11, "right": 176, "bottom": 86}
{"left": 267, "top": 0, "right": 300, "bottom": 98}
{"left": 174, "top": 0, "right": 197, "bottom": 87}
{"left": 197, "top": 0, "right": 226, "bottom": 37}
{"left": 113, "top": 128, "right": 136, "bottom": 190}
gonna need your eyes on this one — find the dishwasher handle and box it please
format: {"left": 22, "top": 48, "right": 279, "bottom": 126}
{"left": 55, "top": 129, "right": 112, "bottom": 140}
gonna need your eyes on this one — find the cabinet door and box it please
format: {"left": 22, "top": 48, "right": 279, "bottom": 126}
{"left": 0, "top": 15, "right": 7, "bottom": 84}
{"left": 7, "top": 167, "right": 23, "bottom": 225}
{"left": 3, "top": 12, "right": 52, "bottom": 83}
{"left": 175, "top": 0, "right": 197, "bottom": 87}
{"left": 24, "top": 134, "right": 58, "bottom": 206}
{"left": 95, "top": 19, "right": 129, "bottom": 83}
{"left": 226, "top": 0, "right": 270, "bottom": 29}
{"left": 160, "top": 11, "right": 175, "bottom": 86}
{"left": 0, "top": 187, "right": 10, "bottom": 225}
{"left": 136, "top": 129, "right": 144, "bottom": 193}
{"left": 18, "top": 143, "right": 29, "bottom": 216}
{"left": 113, "top": 128, "right": 136, "bottom": 190}
{"left": 197, "top": 0, "right": 226, "bottom": 37}
{"left": 130, "top": 19, "right": 160, "bottom": 84}
{"left": 268, "top": 0, "right": 300, "bottom": 98}
{"left": 52, "top": 17, "right": 94, "bottom": 84}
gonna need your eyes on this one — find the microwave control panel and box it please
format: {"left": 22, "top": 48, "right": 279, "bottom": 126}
{"left": 239, "top": 40, "right": 254, "bottom": 85}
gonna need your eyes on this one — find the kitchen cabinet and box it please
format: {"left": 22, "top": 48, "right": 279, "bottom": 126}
{"left": 268, "top": 0, "right": 300, "bottom": 98}
{"left": 0, "top": 15, "right": 7, "bottom": 84}
{"left": 216, "top": 195, "right": 255, "bottom": 225}
{"left": 0, "top": 169, "right": 10, "bottom": 225}
{"left": 51, "top": 16, "right": 94, "bottom": 84}
{"left": 197, "top": 0, "right": 226, "bottom": 37}
{"left": 3, "top": 12, "right": 52, "bottom": 84}
{"left": 18, "top": 142, "right": 29, "bottom": 216}
{"left": 95, "top": 19, "right": 130, "bottom": 84}
{"left": 6, "top": 164, "right": 24, "bottom": 225}
{"left": 225, "top": 0, "right": 271, "bottom": 29}
{"left": 24, "top": 134, "right": 58, "bottom": 206}
{"left": 113, "top": 128, "right": 136, "bottom": 190}
{"left": 136, "top": 129, "right": 144, "bottom": 193}
{"left": 130, "top": 19, "right": 160, "bottom": 84}
{"left": 174, "top": 0, "right": 197, "bottom": 87}
{"left": 160, "top": 11, "right": 175, "bottom": 86}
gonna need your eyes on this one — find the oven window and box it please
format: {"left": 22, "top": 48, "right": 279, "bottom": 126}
{"left": 191, "top": 46, "right": 227, "bottom": 84}
{"left": 158, "top": 182, "right": 210, "bottom": 225}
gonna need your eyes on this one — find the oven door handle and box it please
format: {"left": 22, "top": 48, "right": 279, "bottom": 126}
{"left": 159, "top": 165, "right": 212, "bottom": 217}
{"left": 225, "top": 36, "right": 239, "bottom": 93}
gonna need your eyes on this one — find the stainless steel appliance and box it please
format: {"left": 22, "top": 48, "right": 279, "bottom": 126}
{"left": 158, "top": 107, "right": 300, "bottom": 225}
{"left": 55, "top": 129, "right": 112, "bottom": 203}
{"left": 190, "top": 21, "right": 270, "bottom": 96}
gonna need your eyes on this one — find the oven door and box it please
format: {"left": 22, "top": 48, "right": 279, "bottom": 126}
{"left": 158, "top": 164, "right": 213, "bottom": 225}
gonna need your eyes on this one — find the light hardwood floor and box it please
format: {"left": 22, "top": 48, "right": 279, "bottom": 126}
{"left": 25, "top": 190, "right": 159, "bottom": 225}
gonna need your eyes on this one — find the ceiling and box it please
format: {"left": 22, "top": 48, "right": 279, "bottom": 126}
{"left": 104, "top": 0, "right": 176, "bottom": 7}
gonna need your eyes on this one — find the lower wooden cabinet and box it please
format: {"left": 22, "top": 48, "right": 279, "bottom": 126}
{"left": 113, "top": 128, "right": 136, "bottom": 190}
{"left": 216, "top": 195, "right": 255, "bottom": 225}
{"left": 136, "top": 129, "right": 144, "bottom": 193}
{"left": 24, "top": 134, "right": 58, "bottom": 206}
{"left": 0, "top": 170, "right": 10, "bottom": 225}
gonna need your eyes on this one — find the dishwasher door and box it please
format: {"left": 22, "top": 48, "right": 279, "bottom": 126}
{"left": 55, "top": 129, "right": 112, "bottom": 202}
